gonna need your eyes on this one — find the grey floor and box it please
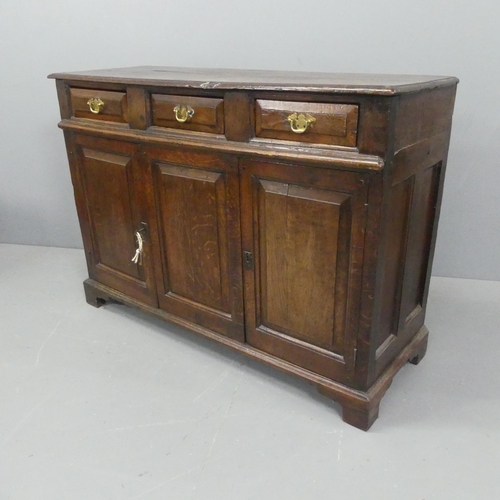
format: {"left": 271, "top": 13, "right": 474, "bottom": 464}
{"left": 0, "top": 244, "right": 499, "bottom": 499}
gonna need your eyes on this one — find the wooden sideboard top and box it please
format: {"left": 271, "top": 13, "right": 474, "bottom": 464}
{"left": 48, "top": 66, "right": 458, "bottom": 95}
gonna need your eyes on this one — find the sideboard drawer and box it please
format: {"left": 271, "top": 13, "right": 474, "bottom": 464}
{"left": 255, "top": 100, "right": 359, "bottom": 147}
{"left": 70, "top": 88, "right": 128, "bottom": 123}
{"left": 151, "top": 94, "right": 224, "bottom": 134}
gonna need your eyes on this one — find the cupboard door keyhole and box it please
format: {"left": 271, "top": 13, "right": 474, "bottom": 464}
{"left": 243, "top": 251, "right": 254, "bottom": 270}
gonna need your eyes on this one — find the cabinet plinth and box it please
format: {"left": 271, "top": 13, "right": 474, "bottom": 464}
{"left": 51, "top": 67, "right": 458, "bottom": 430}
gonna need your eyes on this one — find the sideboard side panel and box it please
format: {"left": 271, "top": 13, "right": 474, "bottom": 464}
{"left": 372, "top": 85, "right": 457, "bottom": 381}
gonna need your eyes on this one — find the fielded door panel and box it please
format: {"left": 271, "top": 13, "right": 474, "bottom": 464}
{"left": 67, "top": 134, "right": 158, "bottom": 307}
{"left": 147, "top": 146, "right": 244, "bottom": 342}
{"left": 240, "top": 159, "right": 369, "bottom": 382}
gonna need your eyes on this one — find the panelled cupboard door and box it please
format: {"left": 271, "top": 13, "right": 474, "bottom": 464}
{"left": 240, "top": 159, "right": 369, "bottom": 383}
{"left": 147, "top": 146, "right": 244, "bottom": 342}
{"left": 67, "top": 133, "right": 158, "bottom": 307}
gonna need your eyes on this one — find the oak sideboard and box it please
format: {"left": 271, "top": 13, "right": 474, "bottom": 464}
{"left": 49, "top": 67, "right": 458, "bottom": 430}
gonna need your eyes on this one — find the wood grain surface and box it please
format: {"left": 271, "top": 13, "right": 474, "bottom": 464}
{"left": 49, "top": 66, "right": 458, "bottom": 95}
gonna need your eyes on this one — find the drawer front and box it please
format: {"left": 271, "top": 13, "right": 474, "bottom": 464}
{"left": 256, "top": 100, "right": 358, "bottom": 147}
{"left": 152, "top": 94, "right": 224, "bottom": 134}
{"left": 70, "top": 88, "right": 128, "bottom": 123}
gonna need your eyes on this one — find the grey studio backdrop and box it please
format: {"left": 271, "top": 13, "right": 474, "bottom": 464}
{"left": 0, "top": 0, "right": 498, "bottom": 281}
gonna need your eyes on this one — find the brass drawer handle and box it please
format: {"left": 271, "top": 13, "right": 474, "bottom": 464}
{"left": 173, "top": 104, "right": 194, "bottom": 123}
{"left": 287, "top": 113, "right": 316, "bottom": 134}
{"left": 87, "top": 97, "right": 105, "bottom": 114}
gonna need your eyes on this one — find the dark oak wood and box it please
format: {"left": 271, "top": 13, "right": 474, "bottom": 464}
{"left": 127, "top": 87, "right": 151, "bottom": 130}
{"left": 70, "top": 88, "right": 128, "bottom": 123}
{"left": 151, "top": 94, "right": 224, "bottom": 134}
{"left": 224, "top": 92, "right": 253, "bottom": 142}
{"left": 341, "top": 404, "right": 380, "bottom": 431}
{"left": 66, "top": 134, "right": 158, "bottom": 307}
{"left": 55, "top": 80, "right": 72, "bottom": 119}
{"left": 59, "top": 118, "right": 384, "bottom": 172}
{"left": 240, "top": 159, "right": 368, "bottom": 383}
{"left": 409, "top": 334, "right": 428, "bottom": 365}
{"left": 255, "top": 100, "right": 358, "bottom": 147}
{"left": 83, "top": 279, "right": 106, "bottom": 308}
{"left": 370, "top": 85, "right": 456, "bottom": 384}
{"left": 49, "top": 66, "right": 458, "bottom": 95}
{"left": 147, "top": 146, "right": 244, "bottom": 341}
{"left": 51, "top": 67, "right": 457, "bottom": 430}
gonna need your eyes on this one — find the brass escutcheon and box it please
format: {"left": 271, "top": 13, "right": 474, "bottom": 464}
{"left": 287, "top": 112, "right": 316, "bottom": 134}
{"left": 173, "top": 104, "right": 195, "bottom": 123}
{"left": 87, "top": 97, "right": 105, "bottom": 114}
